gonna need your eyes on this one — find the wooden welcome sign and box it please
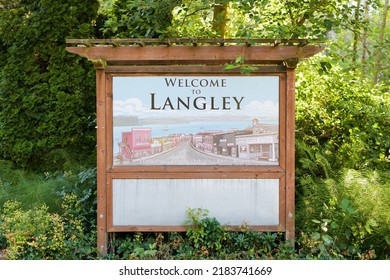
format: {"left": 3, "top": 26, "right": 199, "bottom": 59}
{"left": 66, "top": 38, "right": 323, "bottom": 255}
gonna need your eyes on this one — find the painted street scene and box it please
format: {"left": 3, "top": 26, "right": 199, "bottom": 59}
{"left": 113, "top": 76, "right": 279, "bottom": 166}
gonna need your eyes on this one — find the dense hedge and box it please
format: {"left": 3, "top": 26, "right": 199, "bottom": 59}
{"left": 0, "top": 0, "right": 99, "bottom": 171}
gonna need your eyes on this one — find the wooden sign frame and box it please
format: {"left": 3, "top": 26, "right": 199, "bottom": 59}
{"left": 66, "top": 39, "right": 323, "bottom": 255}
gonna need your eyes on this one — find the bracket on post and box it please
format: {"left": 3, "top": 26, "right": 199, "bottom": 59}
{"left": 284, "top": 57, "right": 299, "bottom": 69}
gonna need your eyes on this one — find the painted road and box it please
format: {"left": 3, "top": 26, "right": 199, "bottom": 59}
{"left": 131, "top": 140, "right": 274, "bottom": 165}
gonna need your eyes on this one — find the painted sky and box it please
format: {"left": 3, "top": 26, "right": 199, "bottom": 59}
{"left": 113, "top": 76, "right": 279, "bottom": 123}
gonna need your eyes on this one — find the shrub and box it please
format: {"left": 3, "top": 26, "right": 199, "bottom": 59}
{"left": 55, "top": 167, "right": 97, "bottom": 225}
{"left": 296, "top": 56, "right": 390, "bottom": 173}
{"left": 60, "top": 193, "right": 98, "bottom": 259}
{"left": 0, "top": 201, "right": 65, "bottom": 260}
{"left": 0, "top": 195, "right": 98, "bottom": 260}
{"left": 0, "top": 166, "right": 98, "bottom": 260}
{"left": 295, "top": 169, "right": 390, "bottom": 259}
{"left": 107, "top": 209, "right": 298, "bottom": 260}
{"left": 185, "top": 208, "right": 230, "bottom": 258}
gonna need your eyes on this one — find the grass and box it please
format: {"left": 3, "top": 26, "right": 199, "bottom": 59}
{"left": 0, "top": 160, "right": 78, "bottom": 212}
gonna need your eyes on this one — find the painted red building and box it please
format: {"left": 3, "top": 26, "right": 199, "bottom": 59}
{"left": 120, "top": 128, "right": 152, "bottom": 160}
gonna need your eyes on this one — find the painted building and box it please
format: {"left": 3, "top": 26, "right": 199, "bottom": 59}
{"left": 120, "top": 128, "right": 152, "bottom": 160}
{"left": 210, "top": 131, "right": 238, "bottom": 156}
{"left": 151, "top": 139, "right": 162, "bottom": 154}
{"left": 235, "top": 119, "right": 279, "bottom": 162}
{"left": 192, "top": 131, "right": 222, "bottom": 153}
{"left": 192, "top": 133, "right": 203, "bottom": 149}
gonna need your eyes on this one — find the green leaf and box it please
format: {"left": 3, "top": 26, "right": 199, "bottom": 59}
{"left": 340, "top": 198, "right": 350, "bottom": 210}
{"left": 330, "top": 221, "right": 339, "bottom": 229}
{"left": 234, "top": 56, "right": 245, "bottom": 64}
{"left": 133, "top": 247, "right": 145, "bottom": 255}
{"left": 144, "top": 249, "right": 157, "bottom": 256}
{"left": 311, "top": 232, "right": 321, "bottom": 241}
{"left": 321, "top": 234, "right": 333, "bottom": 245}
{"left": 223, "top": 64, "right": 240, "bottom": 70}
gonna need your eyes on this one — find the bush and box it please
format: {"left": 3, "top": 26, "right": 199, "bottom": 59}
{"left": 296, "top": 56, "right": 390, "bottom": 174}
{"left": 106, "top": 209, "right": 297, "bottom": 260}
{"left": 294, "top": 56, "right": 390, "bottom": 259}
{"left": 296, "top": 169, "right": 390, "bottom": 259}
{"left": 0, "top": 166, "right": 98, "bottom": 260}
{"left": 0, "top": 195, "right": 97, "bottom": 260}
{"left": 60, "top": 193, "right": 97, "bottom": 259}
{"left": 0, "top": 201, "right": 65, "bottom": 260}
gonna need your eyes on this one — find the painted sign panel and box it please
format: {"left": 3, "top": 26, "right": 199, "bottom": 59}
{"left": 113, "top": 76, "right": 279, "bottom": 166}
{"left": 112, "top": 178, "right": 279, "bottom": 227}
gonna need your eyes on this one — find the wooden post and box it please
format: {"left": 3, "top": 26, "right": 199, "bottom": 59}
{"left": 285, "top": 66, "right": 296, "bottom": 246}
{"left": 95, "top": 62, "right": 107, "bottom": 256}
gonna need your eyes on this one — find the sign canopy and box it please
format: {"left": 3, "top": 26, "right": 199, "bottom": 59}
{"left": 66, "top": 38, "right": 323, "bottom": 67}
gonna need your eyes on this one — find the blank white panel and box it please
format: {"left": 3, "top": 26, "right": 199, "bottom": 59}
{"left": 112, "top": 179, "right": 279, "bottom": 226}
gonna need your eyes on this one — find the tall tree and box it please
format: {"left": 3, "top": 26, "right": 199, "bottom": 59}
{"left": 212, "top": 0, "right": 229, "bottom": 38}
{"left": 0, "top": 0, "right": 99, "bottom": 170}
{"left": 361, "top": 0, "right": 370, "bottom": 77}
{"left": 372, "top": 0, "right": 389, "bottom": 84}
{"left": 169, "top": 0, "right": 362, "bottom": 40}
{"left": 352, "top": 0, "right": 362, "bottom": 69}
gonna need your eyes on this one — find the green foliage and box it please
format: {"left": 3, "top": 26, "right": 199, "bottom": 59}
{"left": 0, "top": 161, "right": 97, "bottom": 214}
{"left": 0, "top": 165, "right": 98, "bottom": 259}
{"left": 60, "top": 193, "right": 98, "bottom": 259}
{"left": 0, "top": 160, "right": 62, "bottom": 211}
{"left": 293, "top": 30, "right": 389, "bottom": 260}
{"left": 185, "top": 208, "right": 229, "bottom": 256}
{"left": 228, "top": 0, "right": 336, "bottom": 39}
{"left": 298, "top": 197, "right": 377, "bottom": 260}
{"left": 224, "top": 56, "right": 259, "bottom": 75}
{"left": 0, "top": 201, "right": 66, "bottom": 260}
{"left": 101, "top": 0, "right": 181, "bottom": 38}
{"left": 112, "top": 232, "right": 158, "bottom": 259}
{"left": 0, "top": 0, "right": 98, "bottom": 171}
{"left": 55, "top": 167, "right": 97, "bottom": 224}
{"left": 0, "top": 162, "right": 97, "bottom": 259}
{"left": 167, "top": 0, "right": 221, "bottom": 38}
{"left": 107, "top": 209, "right": 295, "bottom": 260}
{"left": 296, "top": 55, "right": 390, "bottom": 173}
{"left": 0, "top": 196, "right": 98, "bottom": 260}
{"left": 0, "top": 0, "right": 389, "bottom": 261}
{"left": 166, "top": 0, "right": 361, "bottom": 39}
{"left": 296, "top": 169, "right": 390, "bottom": 259}
{"left": 325, "top": 1, "right": 390, "bottom": 85}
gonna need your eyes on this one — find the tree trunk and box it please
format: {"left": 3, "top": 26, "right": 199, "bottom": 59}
{"left": 372, "top": 0, "right": 389, "bottom": 84}
{"left": 352, "top": 0, "right": 361, "bottom": 70}
{"left": 213, "top": 0, "right": 229, "bottom": 38}
{"left": 361, "top": 0, "right": 369, "bottom": 78}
